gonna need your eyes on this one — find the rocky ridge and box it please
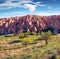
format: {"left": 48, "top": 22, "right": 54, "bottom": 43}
{"left": 0, "top": 15, "right": 60, "bottom": 34}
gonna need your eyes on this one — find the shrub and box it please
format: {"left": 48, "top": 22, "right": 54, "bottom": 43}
{"left": 41, "top": 31, "right": 52, "bottom": 45}
{"left": 21, "top": 38, "right": 33, "bottom": 46}
{"left": 19, "top": 33, "right": 28, "bottom": 38}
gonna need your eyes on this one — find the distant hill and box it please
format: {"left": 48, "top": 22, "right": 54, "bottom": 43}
{"left": 0, "top": 15, "right": 60, "bottom": 34}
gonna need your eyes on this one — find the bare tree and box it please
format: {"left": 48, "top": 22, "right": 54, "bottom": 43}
{"left": 41, "top": 31, "right": 52, "bottom": 45}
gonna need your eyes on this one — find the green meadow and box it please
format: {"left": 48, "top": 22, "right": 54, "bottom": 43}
{"left": 0, "top": 31, "right": 60, "bottom": 59}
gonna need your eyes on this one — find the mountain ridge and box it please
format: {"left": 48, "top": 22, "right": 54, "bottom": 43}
{"left": 0, "top": 15, "right": 60, "bottom": 34}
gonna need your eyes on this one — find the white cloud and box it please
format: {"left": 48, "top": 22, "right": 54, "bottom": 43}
{"left": 0, "top": 1, "right": 22, "bottom": 8}
{"left": 0, "top": 6, "right": 12, "bottom": 10}
{"left": 0, "top": 0, "right": 32, "bottom": 9}
{"left": 48, "top": 6, "right": 52, "bottom": 10}
{"left": 33, "top": 2, "right": 46, "bottom": 7}
{"left": 0, "top": 0, "right": 46, "bottom": 12}
{"left": 36, "top": 12, "right": 60, "bottom": 16}
{"left": 23, "top": 1, "right": 46, "bottom": 12}
{"left": 24, "top": 4, "right": 36, "bottom": 12}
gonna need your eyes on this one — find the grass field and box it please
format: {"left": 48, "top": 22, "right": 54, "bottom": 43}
{"left": 0, "top": 32, "right": 60, "bottom": 59}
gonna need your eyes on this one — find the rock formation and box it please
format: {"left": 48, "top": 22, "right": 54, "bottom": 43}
{"left": 0, "top": 15, "right": 60, "bottom": 34}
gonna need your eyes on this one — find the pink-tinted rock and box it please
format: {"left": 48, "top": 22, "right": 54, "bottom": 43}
{"left": 0, "top": 15, "right": 60, "bottom": 34}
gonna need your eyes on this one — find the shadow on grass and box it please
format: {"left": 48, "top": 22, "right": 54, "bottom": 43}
{"left": 19, "top": 35, "right": 28, "bottom": 39}
{"left": 4, "top": 34, "right": 14, "bottom": 37}
{"left": 35, "top": 38, "right": 45, "bottom": 41}
{"left": 9, "top": 40, "right": 22, "bottom": 44}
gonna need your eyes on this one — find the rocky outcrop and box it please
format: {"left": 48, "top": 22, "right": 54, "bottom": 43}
{"left": 0, "top": 15, "right": 60, "bottom": 34}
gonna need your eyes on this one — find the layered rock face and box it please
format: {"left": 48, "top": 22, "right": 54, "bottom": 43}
{"left": 0, "top": 15, "right": 60, "bottom": 34}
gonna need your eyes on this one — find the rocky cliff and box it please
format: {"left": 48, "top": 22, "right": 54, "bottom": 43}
{"left": 0, "top": 15, "right": 60, "bottom": 34}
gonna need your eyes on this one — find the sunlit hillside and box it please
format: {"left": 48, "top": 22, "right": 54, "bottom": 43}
{"left": 0, "top": 32, "right": 60, "bottom": 59}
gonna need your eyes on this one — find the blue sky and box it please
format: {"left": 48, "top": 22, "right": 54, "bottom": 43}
{"left": 0, "top": 0, "right": 60, "bottom": 18}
